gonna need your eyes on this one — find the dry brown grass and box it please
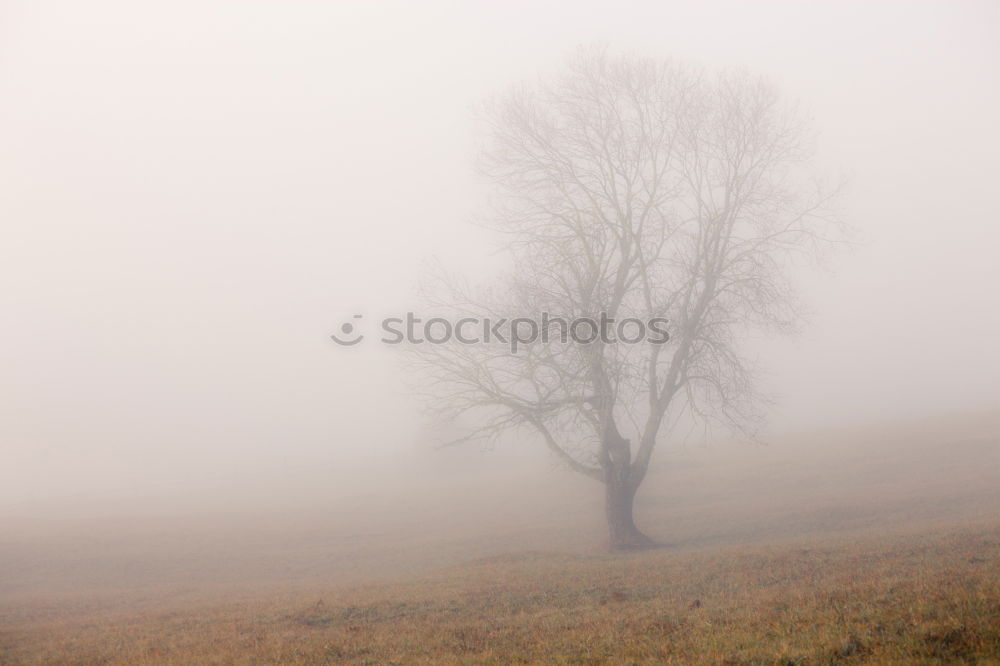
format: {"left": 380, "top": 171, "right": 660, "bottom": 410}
{"left": 2, "top": 520, "right": 998, "bottom": 665}
{"left": 3, "top": 414, "right": 999, "bottom": 664}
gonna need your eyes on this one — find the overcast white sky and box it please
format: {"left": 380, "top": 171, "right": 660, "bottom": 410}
{"left": 1, "top": 1, "right": 998, "bottom": 505}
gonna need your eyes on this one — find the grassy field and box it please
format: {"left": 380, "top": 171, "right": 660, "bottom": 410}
{"left": 1, "top": 520, "right": 999, "bottom": 664}
{"left": 1, "top": 413, "right": 999, "bottom": 664}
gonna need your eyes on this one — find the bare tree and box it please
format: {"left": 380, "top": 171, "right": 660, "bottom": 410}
{"left": 413, "top": 47, "right": 843, "bottom": 549}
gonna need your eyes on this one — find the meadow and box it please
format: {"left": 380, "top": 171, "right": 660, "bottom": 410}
{"left": 2, "top": 412, "right": 998, "bottom": 664}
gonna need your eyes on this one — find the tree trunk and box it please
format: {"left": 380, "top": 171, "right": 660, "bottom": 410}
{"left": 605, "top": 473, "right": 656, "bottom": 550}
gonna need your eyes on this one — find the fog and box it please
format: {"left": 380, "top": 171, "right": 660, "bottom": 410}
{"left": 1, "top": 1, "right": 998, "bottom": 591}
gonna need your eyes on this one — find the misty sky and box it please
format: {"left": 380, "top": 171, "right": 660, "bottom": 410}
{"left": 1, "top": 1, "right": 998, "bottom": 505}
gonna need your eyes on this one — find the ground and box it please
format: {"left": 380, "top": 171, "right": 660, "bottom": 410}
{"left": 1, "top": 520, "right": 999, "bottom": 665}
{"left": 1, "top": 413, "right": 999, "bottom": 664}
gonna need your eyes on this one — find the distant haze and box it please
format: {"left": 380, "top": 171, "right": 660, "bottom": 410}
{"left": 1, "top": 0, "right": 998, "bottom": 508}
